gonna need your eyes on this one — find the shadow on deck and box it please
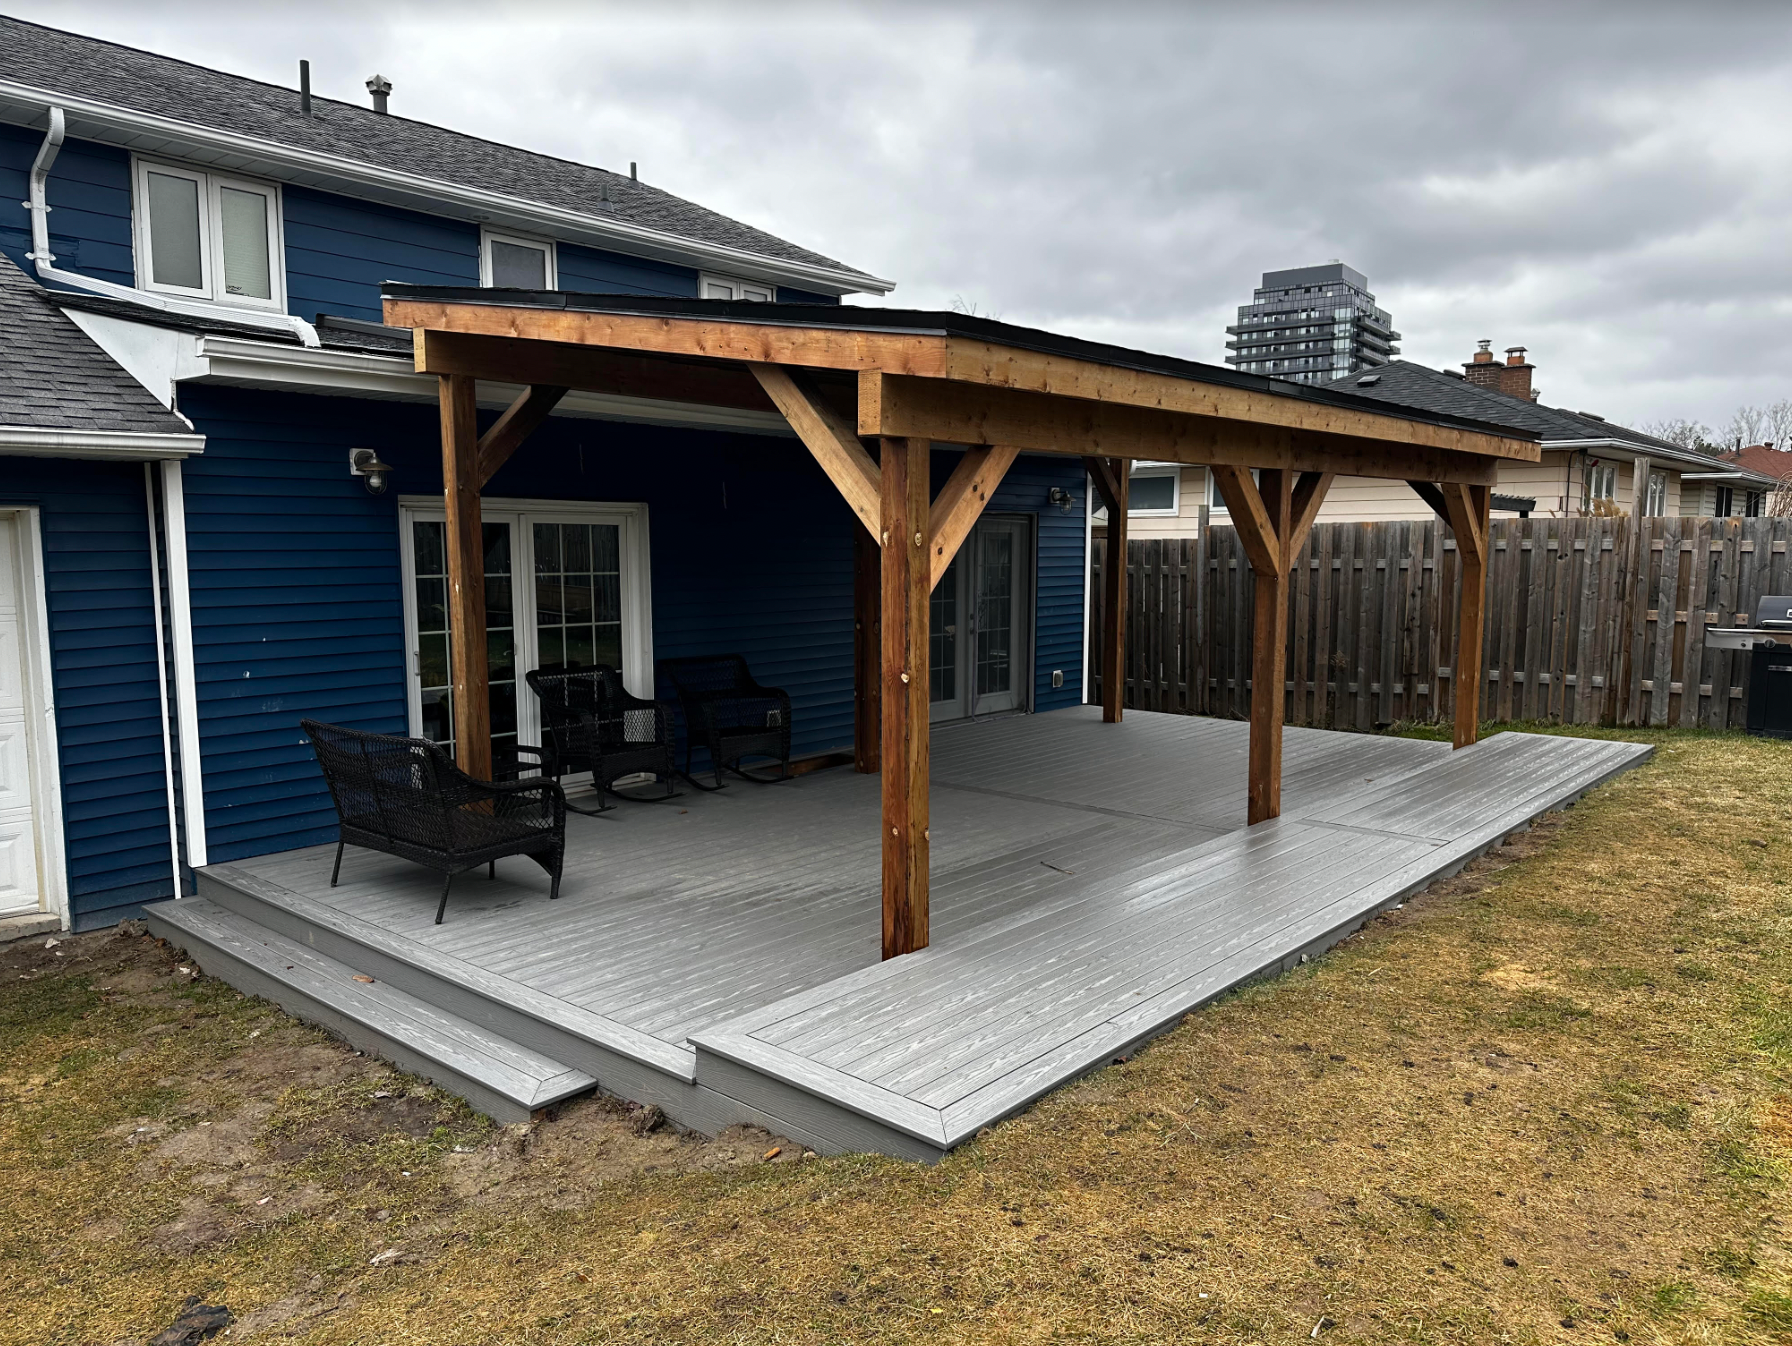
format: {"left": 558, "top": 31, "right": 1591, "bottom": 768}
{"left": 146, "top": 708, "right": 1651, "bottom": 1160}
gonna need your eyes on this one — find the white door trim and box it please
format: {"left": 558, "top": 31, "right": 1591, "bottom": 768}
{"left": 159, "top": 461, "right": 207, "bottom": 869}
{"left": 395, "top": 496, "right": 655, "bottom": 748}
{"left": 0, "top": 508, "right": 70, "bottom": 926}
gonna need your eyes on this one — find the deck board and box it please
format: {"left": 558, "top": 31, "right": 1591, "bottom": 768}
{"left": 218, "top": 709, "right": 1651, "bottom": 1155}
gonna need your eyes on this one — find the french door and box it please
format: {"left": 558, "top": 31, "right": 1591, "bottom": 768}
{"left": 0, "top": 514, "right": 43, "bottom": 915}
{"left": 929, "top": 515, "right": 1032, "bottom": 723}
{"left": 399, "top": 498, "right": 652, "bottom": 768}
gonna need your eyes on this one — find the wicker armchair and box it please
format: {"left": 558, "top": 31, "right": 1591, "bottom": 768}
{"left": 301, "top": 719, "right": 566, "bottom": 924}
{"left": 524, "top": 666, "right": 678, "bottom": 810}
{"left": 657, "top": 655, "right": 792, "bottom": 788}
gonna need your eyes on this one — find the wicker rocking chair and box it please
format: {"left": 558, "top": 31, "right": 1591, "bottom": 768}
{"left": 657, "top": 655, "right": 792, "bottom": 790}
{"left": 301, "top": 719, "right": 566, "bottom": 924}
{"left": 524, "top": 666, "right": 679, "bottom": 812}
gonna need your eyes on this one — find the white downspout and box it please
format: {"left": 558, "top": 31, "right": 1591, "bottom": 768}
{"left": 143, "top": 464, "right": 183, "bottom": 896}
{"left": 1081, "top": 470, "right": 1093, "bottom": 705}
{"left": 159, "top": 460, "right": 208, "bottom": 870}
{"left": 27, "top": 106, "right": 320, "bottom": 348}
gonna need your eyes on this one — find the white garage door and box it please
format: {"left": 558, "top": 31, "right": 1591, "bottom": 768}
{"left": 0, "top": 514, "right": 43, "bottom": 915}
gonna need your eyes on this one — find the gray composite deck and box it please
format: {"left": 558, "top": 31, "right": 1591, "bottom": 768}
{"left": 156, "top": 710, "right": 1652, "bottom": 1157}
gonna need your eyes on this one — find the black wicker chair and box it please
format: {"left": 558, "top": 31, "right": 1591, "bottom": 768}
{"left": 301, "top": 719, "right": 566, "bottom": 924}
{"left": 657, "top": 655, "right": 792, "bottom": 789}
{"left": 524, "top": 666, "right": 678, "bottom": 811}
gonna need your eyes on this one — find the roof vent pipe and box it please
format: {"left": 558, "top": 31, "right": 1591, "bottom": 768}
{"left": 366, "top": 74, "right": 391, "bottom": 115}
{"left": 299, "top": 60, "right": 311, "bottom": 117}
{"left": 630, "top": 161, "right": 637, "bottom": 181}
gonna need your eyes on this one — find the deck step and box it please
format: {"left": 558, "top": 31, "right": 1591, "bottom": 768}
{"left": 145, "top": 897, "right": 596, "bottom": 1123}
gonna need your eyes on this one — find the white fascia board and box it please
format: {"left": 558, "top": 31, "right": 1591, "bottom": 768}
{"left": 0, "top": 85, "right": 894, "bottom": 297}
{"left": 61, "top": 307, "right": 206, "bottom": 411}
{"left": 0, "top": 426, "right": 205, "bottom": 459}
{"left": 190, "top": 334, "right": 794, "bottom": 436}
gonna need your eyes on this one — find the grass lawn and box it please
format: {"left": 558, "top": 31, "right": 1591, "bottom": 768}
{"left": 4, "top": 725, "right": 1792, "bottom": 1344}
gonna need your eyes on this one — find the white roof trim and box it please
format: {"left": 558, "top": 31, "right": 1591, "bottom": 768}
{"left": 0, "top": 84, "right": 895, "bottom": 296}
{"left": 0, "top": 425, "right": 204, "bottom": 459}
{"left": 188, "top": 334, "right": 793, "bottom": 437}
{"left": 1541, "top": 436, "right": 1776, "bottom": 482}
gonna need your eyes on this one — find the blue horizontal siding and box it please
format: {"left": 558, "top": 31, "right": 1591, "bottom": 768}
{"left": 0, "top": 124, "right": 134, "bottom": 287}
{"left": 1, "top": 459, "right": 177, "bottom": 928}
{"left": 557, "top": 242, "right": 697, "bottom": 298}
{"left": 173, "top": 387, "right": 1087, "bottom": 866}
{"left": 282, "top": 185, "right": 479, "bottom": 323}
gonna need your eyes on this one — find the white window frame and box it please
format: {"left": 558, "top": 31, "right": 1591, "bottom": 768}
{"left": 1121, "top": 464, "right": 1181, "bottom": 517}
{"left": 131, "top": 157, "right": 286, "bottom": 311}
{"left": 480, "top": 227, "right": 558, "bottom": 290}
{"left": 396, "top": 497, "right": 654, "bottom": 755}
{"left": 700, "top": 272, "right": 775, "bottom": 302}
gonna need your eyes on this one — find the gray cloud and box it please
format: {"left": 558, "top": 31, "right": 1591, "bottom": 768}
{"left": 15, "top": 0, "right": 1792, "bottom": 429}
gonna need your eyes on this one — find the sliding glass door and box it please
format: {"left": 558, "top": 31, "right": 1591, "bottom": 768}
{"left": 399, "top": 499, "right": 651, "bottom": 770}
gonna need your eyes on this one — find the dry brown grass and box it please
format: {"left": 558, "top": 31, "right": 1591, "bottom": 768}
{"left": 4, "top": 727, "right": 1792, "bottom": 1345}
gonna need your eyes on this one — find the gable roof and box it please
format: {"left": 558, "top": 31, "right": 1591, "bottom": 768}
{"left": 1326, "top": 360, "right": 1769, "bottom": 479}
{"left": 0, "top": 15, "right": 891, "bottom": 296}
{"left": 1718, "top": 444, "right": 1792, "bottom": 483}
{"left": 0, "top": 249, "right": 195, "bottom": 438}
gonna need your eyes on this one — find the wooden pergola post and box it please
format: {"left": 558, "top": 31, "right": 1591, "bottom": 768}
{"left": 438, "top": 375, "right": 568, "bottom": 780}
{"left": 880, "top": 436, "right": 931, "bottom": 957}
{"left": 1409, "top": 480, "right": 1491, "bottom": 748}
{"left": 1213, "top": 465, "right": 1333, "bottom": 823}
{"left": 1084, "top": 457, "right": 1129, "bottom": 722}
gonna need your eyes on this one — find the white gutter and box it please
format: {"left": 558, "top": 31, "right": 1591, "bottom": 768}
{"left": 0, "top": 426, "right": 206, "bottom": 459}
{"left": 158, "top": 460, "right": 207, "bottom": 870}
{"left": 26, "top": 106, "right": 321, "bottom": 347}
{"left": 143, "top": 464, "right": 183, "bottom": 898}
{"left": 5, "top": 86, "right": 895, "bottom": 297}
{"left": 1541, "top": 436, "right": 1753, "bottom": 477}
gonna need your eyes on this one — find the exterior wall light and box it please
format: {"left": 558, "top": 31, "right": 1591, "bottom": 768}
{"left": 349, "top": 447, "right": 394, "bottom": 495}
{"left": 1048, "top": 486, "right": 1077, "bottom": 514}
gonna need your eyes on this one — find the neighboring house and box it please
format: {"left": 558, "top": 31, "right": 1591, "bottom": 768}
{"left": 1111, "top": 342, "right": 1778, "bottom": 539}
{"left": 1715, "top": 443, "right": 1792, "bottom": 514}
{"left": 0, "top": 16, "right": 1089, "bottom": 932}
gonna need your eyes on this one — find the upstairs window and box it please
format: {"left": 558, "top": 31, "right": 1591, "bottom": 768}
{"left": 133, "top": 159, "right": 282, "bottom": 308}
{"left": 701, "top": 273, "right": 774, "bottom": 301}
{"left": 481, "top": 229, "right": 556, "bottom": 289}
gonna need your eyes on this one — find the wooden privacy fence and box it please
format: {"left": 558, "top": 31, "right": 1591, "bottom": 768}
{"left": 1090, "top": 515, "right": 1792, "bottom": 731}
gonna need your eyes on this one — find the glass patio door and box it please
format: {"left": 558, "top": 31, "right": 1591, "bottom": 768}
{"left": 400, "top": 500, "right": 651, "bottom": 776}
{"left": 929, "top": 514, "right": 1031, "bottom": 722}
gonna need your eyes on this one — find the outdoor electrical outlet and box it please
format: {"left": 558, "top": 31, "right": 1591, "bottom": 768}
{"left": 1052, "top": 670, "right": 1064, "bottom": 688}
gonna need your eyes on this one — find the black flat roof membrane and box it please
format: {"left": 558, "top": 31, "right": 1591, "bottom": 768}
{"left": 381, "top": 284, "right": 1538, "bottom": 444}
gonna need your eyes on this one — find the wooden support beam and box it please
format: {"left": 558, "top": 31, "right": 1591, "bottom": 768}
{"left": 854, "top": 489, "right": 882, "bottom": 774}
{"left": 860, "top": 371, "right": 1525, "bottom": 479}
{"left": 1438, "top": 482, "right": 1491, "bottom": 750}
{"left": 880, "top": 436, "right": 931, "bottom": 958}
{"left": 387, "top": 300, "right": 1533, "bottom": 462}
{"left": 439, "top": 373, "right": 491, "bottom": 780}
{"left": 412, "top": 329, "right": 778, "bottom": 411}
{"left": 1406, "top": 479, "right": 1450, "bottom": 521}
{"left": 1085, "top": 455, "right": 1129, "bottom": 723}
{"left": 475, "top": 384, "right": 568, "bottom": 487}
{"left": 1286, "top": 471, "right": 1334, "bottom": 564}
{"left": 750, "top": 363, "right": 884, "bottom": 540}
{"left": 927, "top": 444, "right": 1019, "bottom": 591}
{"left": 1208, "top": 464, "right": 1330, "bottom": 824}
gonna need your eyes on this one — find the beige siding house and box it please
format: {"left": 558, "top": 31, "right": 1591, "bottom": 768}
{"left": 1110, "top": 347, "right": 1774, "bottom": 538}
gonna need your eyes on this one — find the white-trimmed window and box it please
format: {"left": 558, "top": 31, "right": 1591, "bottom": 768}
{"left": 481, "top": 229, "right": 557, "bottom": 289}
{"left": 133, "top": 159, "right": 283, "bottom": 308}
{"left": 701, "top": 273, "right": 775, "bottom": 302}
{"left": 1583, "top": 461, "right": 1617, "bottom": 508}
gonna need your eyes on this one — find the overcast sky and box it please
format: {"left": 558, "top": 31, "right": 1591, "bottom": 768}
{"left": 16, "top": 1, "right": 1792, "bottom": 433}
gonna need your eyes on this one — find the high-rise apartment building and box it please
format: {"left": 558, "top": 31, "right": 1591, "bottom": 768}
{"left": 1224, "top": 262, "right": 1399, "bottom": 385}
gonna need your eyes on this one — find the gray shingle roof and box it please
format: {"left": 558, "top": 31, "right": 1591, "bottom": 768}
{"left": 0, "top": 251, "right": 193, "bottom": 434}
{"left": 1328, "top": 361, "right": 1736, "bottom": 469}
{"left": 0, "top": 15, "right": 882, "bottom": 287}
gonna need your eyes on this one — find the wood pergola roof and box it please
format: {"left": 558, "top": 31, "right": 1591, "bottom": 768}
{"left": 382, "top": 286, "right": 1540, "bottom": 961}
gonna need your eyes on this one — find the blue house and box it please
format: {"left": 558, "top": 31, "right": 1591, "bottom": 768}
{"left": 0, "top": 16, "right": 1090, "bottom": 935}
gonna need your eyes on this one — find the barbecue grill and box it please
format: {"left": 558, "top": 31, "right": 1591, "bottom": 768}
{"left": 1710, "top": 596, "right": 1792, "bottom": 738}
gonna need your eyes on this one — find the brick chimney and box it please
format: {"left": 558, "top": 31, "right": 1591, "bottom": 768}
{"left": 1499, "top": 345, "right": 1536, "bottom": 401}
{"left": 1463, "top": 339, "right": 1500, "bottom": 389}
{"left": 1462, "top": 340, "right": 1539, "bottom": 401}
